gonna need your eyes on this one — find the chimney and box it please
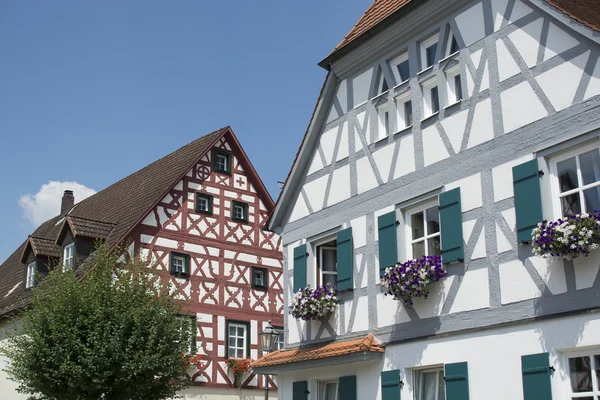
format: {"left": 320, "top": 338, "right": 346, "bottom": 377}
{"left": 61, "top": 190, "right": 75, "bottom": 215}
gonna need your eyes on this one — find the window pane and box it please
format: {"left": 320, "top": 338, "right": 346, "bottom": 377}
{"left": 584, "top": 187, "right": 600, "bottom": 213}
{"left": 323, "top": 274, "right": 337, "bottom": 288}
{"left": 426, "top": 207, "right": 440, "bottom": 234}
{"left": 229, "top": 325, "right": 236, "bottom": 335}
{"left": 431, "top": 87, "right": 440, "bottom": 113}
{"left": 325, "top": 383, "right": 337, "bottom": 400}
{"left": 404, "top": 101, "right": 413, "bottom": 127}
{"left": 237, "top": 338, "right": 244, "bottom": 348}
{"left": 558, "top": 157, "right": 579, "bottom": 192}
{"left": 580, "top": 149, "right": 600, "bottom": 185}
{"left": 422, "top": 371, "right": 438, "bottom": 400}
{"left": 321, "top": 249, "right": 337, "bottom": 272}
{"left": 412, "top": 212, "right": 425, "bottom": 239}
{"left": 454, "top": 74, "right": 463, "bottom": 101}
{"left": 428, "top": 237, "right": 441, "bottom": 257}
{"left": 561, "top": 193, "right": 582, "bottom": 216}
{"left": 398, "top": 60, "right": 410, "bottom": 82}
{"left": 229, "top": 337, "right": 236, "bottom": 347}
{"left": 237, "top": 349, "right": 243, "bottom": 358}
{"left": 569, "top": 356, "right": 592, "bottom": 392}
{"left": 596, "top": 355, "right": 600, "bottom": 389}
{"left": 426, "top": 43, "right": 438, "bottom": 67}
{"left": 413, "top": 241, "right": 425, "bottom": 259}
{"left": 450, "top": 36, "right": 460, "bottom": 54}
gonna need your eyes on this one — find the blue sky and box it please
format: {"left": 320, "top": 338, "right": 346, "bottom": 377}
{"left": 0, "top": 1, "right": 370, "bottom": 262}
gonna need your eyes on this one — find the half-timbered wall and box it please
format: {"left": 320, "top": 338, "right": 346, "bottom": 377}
{"left": 132, "top": 134, "right": 283, "bottom": 394}
{"left": 278, "top": 0, "right": 600, "bottom": 349}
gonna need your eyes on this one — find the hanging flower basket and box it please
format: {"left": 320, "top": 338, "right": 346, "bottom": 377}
{"left": 381, "top": 255, "right": 445, "bottom": 307}
{"left": 289, "top": 284, "right": 339, "bottom": 321}
{"left": 181, "top": 353, "right": 203, "bottom": 370}
{"left": 532, "top": 211, "right": 600, "bottom": 260}
{"left": 225, "top": 358, "right": 252, "bottom": 390}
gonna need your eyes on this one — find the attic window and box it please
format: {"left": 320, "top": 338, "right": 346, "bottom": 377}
{"left": 232, "top": 201, "right": 248, "bottom": 223}
{"left": 391, "top": 52, "right": 410, "bottom": 84}
{"left": 421, "top": 34, "right": 439, "bottom": 70}
{"left": 376, "top": 68, "right": 389, "bottom": 96}
{"left": 195, "top": 193, "right": 213, "bottom": 214}
{"left": 214, "top": 149, "right": 232, "bottom": 174}
{"left": 26, "top": 261, "right": 36, "bottom": 289}
{"left": 63, "top": 242, "right": 75, "bottom": 270}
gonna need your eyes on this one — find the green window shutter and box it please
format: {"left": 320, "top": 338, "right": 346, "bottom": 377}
{"left": 513, "top": 159, "right": 543, "bottom": 244}
{"left": 293, "top": 244, "right": 307, "bottom": 292}
{"left": 381, "top": 370, "right": 401, "bottom": 400}
{"left": 338, "top": 375, "right": 357, "bottom": 400}
{"left": 522, "top": 352, "right": 553, "bottom": 400}
{"left": 189, "top": 317, "right": 197, "bottom": 353}
{"left": 439, "top": 188, "right": 464, "bottom": 263}
{"left": 378, "top": 211, "right": 398, "bottom": 277}
{"left": 445, "top": 362, "right": 470, "bottom": 400}
{"left": 336, "top": 227, "right": 354, "bottom": 291}
{"left": 293, "top": 381, "right": 309, "bottom": 400}
{"left": 184, "top": 254, "right": 190, "bottom": 276}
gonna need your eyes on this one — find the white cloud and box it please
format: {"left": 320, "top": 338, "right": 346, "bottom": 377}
{"left": 19, "top": 181, "right": 96, "bottom": 227}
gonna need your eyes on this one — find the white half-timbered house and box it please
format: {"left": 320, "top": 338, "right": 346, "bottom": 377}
{"left": 254, "top": 1, "right": 600, "bottom": 400}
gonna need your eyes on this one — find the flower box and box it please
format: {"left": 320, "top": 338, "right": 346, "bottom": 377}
{"left": 380, "top": 255, "right": 445, "bottom": 307}
{"left": 289, "top": 284, "right": 339, "bottom": 321}
{"left": 225, "top": 358, "right": 252, "bottom": 390}
{"left": 532, "top": 212, "right": 600, "bottom": 260}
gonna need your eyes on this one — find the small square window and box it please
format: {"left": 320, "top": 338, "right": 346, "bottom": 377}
{"left": 195, "top": 193, "right": 213, "bottom": 214}
{"left": 251, "top": 267, "right": 268, "bottom": 289}
{"left": 232, "top": 201, "right": 248, "bottom": 223}
{"left": 26, "top": 261, "right": 36, "bottom": 289}
{"left": 226, "top": 321, "right": 249, "bottom": 358}
{"left": 170, "top": 252, "right": 190, "bottom": 277}
{"left": 414, "top": 367, "right": 445, "bottom": 400}
{"left": 214, "top": 150, "right": 231, "bottom": 174}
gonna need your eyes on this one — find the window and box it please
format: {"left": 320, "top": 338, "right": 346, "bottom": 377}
{"left": 377, "top": 105, "right": 391, "bottom": 139}
{"left": 446, "top": 65, "right": 463, "bottom": 104}
{"left": 406, "top": 203, "right": 441, "bottom": 259}
{"left": 423, "top": 78, "right": 440, "bottom": 118}
{"left": 319, "top": 381, "right": 339, "bottom": 400}
{"left": 396, "top": 93, "right": 413, "bottom": 129}
{"left": 431, "top": 87, "right": 440, "bottom": 114}
{"left": 414, "top": 367, "right": 445, "bottom": 400}
{"left": 376, "top": 68, "right": 389, "bottom": 95}
{"left": 226, "top": 321, "right": 249, "bottom": 358}
{"left": 195, "top": 193, "right": 213, "bottom": 214}
{"left": 176, "top": 315, "right": 196, "bottom": 353}
{"left": 553, "top": 147, "right": 600, "bottom": 217}
{"left": 421, "top": 34, "right": 439, "bottom": 70}
{"left": 391, "top": 53, "right": 410, "bottom": 84}
{"left": 170, "top": 252, "right": 190, "bottom": 276}
{"left": 214, "top": 149, "right": 231, "bottom": 174}
{"left": 232, "top": 201, "right": 248, "bottom": 222}
{"left": 446, "top": 33, "right": 460, "bottom": 56}
{"left": 63, "top": 242, "right": 74, "bottom": 270}
{"left": 26, "top": 261, "right": 36, "bottom": 289}
{"left": 251, "top": 266, "right": 268, "bottom": 289}
{"left": 317, "top": 239, "right": 337, "bottom": 288}
{"left": 277, "top": 331, "right": 284, "bottom": 350}
{"left": 566, "top": 352, "right": 600, "bottom": 398}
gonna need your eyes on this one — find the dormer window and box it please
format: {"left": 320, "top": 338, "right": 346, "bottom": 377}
{"left": 63, "top": 242, "right": 74, "bottom": 270}
{"left": 421, "top": 34, "right": 439, "bottom": 70}
{"left": 391, "top": 53, "right": 410, "bottom": 84}
{"left": 214, "top": 149, "right": 232, "bottom": 174}
{"left": 26, "top": 261, "right": 36, "bottom": 289}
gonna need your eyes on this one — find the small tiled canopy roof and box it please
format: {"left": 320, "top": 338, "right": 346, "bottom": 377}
{"left": 252, "top": 333, "right": 384, "bottom": 369}
{"left": 321, "top": 0, "right": 600, "bottom": 67}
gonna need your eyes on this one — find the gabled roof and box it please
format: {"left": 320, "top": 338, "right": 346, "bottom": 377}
{"left": 252, "top": 333, "right": 384, "bottom": 369}
{"left": 320, "top": 0, "right": 600, "bottom": 68}
{"left": 1, "top": 126, "right": 275, "bottom": 317}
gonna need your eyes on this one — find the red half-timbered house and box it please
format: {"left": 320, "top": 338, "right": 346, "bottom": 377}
{"left": 0, "top": 127, "right": 283, "bottom": 399}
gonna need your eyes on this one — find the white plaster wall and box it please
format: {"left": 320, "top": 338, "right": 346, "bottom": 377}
{"left": 279, "top": 312, "right": 600, "bottom": 400}
{"left": 175, "top": 386, "right": 277, "bottom": 400}
{"left": 0, "top": 319, "right": 29, "bottom": 400}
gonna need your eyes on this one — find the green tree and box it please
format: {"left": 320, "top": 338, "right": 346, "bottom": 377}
{"left": 1, "top": 244, "right": 194, "bottom": 400}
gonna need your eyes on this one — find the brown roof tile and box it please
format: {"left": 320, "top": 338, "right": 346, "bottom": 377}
{"left": 65, "top": 216, "right": 116, "bottom": 241}
{"left": 252, "top": 333, "right": 384, "bottom": 368}
{"left": 28, "top": 237, "right": 61, "bottom": 259}
{"left": 324, "top": 0, "right": 600, "bottom": 66}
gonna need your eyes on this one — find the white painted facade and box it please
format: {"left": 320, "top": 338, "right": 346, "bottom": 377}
{"left": 266, "top": 0, "right": 600, "bottom": 399}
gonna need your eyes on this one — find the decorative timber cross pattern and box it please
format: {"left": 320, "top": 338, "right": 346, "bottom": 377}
{"left": 236, "top": 176, "right": 245, "bottom": 187}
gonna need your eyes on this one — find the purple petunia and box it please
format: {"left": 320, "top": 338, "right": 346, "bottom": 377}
{"left": 289, "top": 284, "right": 339, "bottom": 321}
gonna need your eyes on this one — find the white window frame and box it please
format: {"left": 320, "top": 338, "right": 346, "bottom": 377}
{"left": 549, "top": 142, "right": 600, "bottom": 219}
{"left": 311, "top": 235, "right": 338, "bottom": 288}
{"left": 172, "top": 254, "right": 186, "bottom": 274}
{"left": 391, "top": 52, "right": 410, "bottom": 85}
{"left": 445, "top": 32, "right": 460, "bottom": 58}
{"left": 216, "top": 154, "right": 228, "bottom": 172}
{"left": 445, "top": 64, "right": 463, "bottom": 106}
{"left": 233, "top": 204, "right": 245, "bottom": 220}
{"left": 377, "top": 104, "right": 391, "bottom": 140}
{"left": 227, "top": 322, "right": 248, "bottom": 359}
{"left": 405, "top": 199, "right": 441, "bottom": 260}
{"left": 560, "top": 348, "right": 600, "bottom": 399}
{"left": 420, "top": 33, "right": 439, "bottom": 71}
{"left": 422, "top": 78, "right": 440, "bottom": 118}
{"left": 395, "top": 91, "right": 413, "bottom": 130}
{"left": 252, "top": 269, "right": 265, "bottom": 287}
{"left": 318, "top": 380, "right": 339, "bottom": 400}
{"left": 26, "top": 261, "right": 36, "bottom": 289}
{"left": 413, "top": 366, "right": 445, "bottom": 400}
{"left": 197, "top": 196, "right": 209, "bottom": 212}
{"left": 63, "top": 242, "right": 75, "bottom": 270}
